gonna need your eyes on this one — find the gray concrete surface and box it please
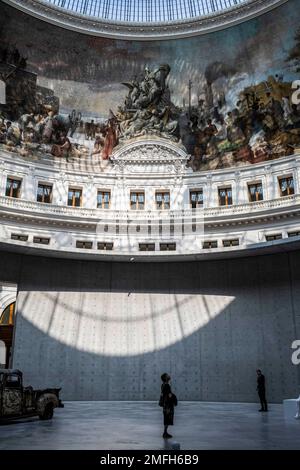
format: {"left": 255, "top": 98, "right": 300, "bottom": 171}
{"left": 0, "top": 250, "right": 300, "bottom": 402}
{"left": 0, "top": 401, "right": 300, "bottom": 450}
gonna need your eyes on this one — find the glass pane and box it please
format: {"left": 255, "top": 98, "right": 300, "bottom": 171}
{"left": 281, "top": 180, "right": 287, "bottom": 192}
{"left": 43, "top": 0, "right": 247, "bottom": 23}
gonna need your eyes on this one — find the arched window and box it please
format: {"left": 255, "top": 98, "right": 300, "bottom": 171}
{"left": 0, "top": 340, "right": 5, "bottom": 367}
{"left": 0, "top": 80, "right": 6, "bottom": 105}
{"left": 0, "top": 302, "right": 15, "bottom": 325}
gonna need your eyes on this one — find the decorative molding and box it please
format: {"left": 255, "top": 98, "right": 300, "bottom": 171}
{"left": 110, "top": 139, "right": 189, "bottom": 175}
{"left": 0, "top": 146, "right": 300, "bottom": 259}
{"left": 0, "top": 284, "right": 17, "bottom": 314}
{"left": 1, "top": 0, "right": 289, "bottom": 41}
{"left": 1, "top": 192, "right": 300, "bottom": 262}
{"left": 0, "top": 193, "right": 300, "bottom": 225}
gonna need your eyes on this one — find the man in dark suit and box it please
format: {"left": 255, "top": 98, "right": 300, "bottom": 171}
{"left": 256, "top": 369, "right": 268, "bottom": 412}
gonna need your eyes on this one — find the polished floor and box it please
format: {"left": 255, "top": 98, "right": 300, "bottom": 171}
{"left": 0, "top": 402, "right": 300, "bottom": 450}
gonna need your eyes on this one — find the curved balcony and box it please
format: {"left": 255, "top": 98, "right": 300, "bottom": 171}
{"left": 1, "top": 145, "right": 300, "bottom": 260}
{"left": 0, "top": 193, "right": 299, "bottom": 222}
{"left": 0, "top": 192, "right": 300, "bottom": 261}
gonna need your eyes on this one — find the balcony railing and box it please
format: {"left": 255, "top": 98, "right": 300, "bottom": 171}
{"left": 0, "top": 194, "right": 299, "bottom": 222}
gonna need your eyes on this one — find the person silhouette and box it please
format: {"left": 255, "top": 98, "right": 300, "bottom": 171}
{"left": 160, "top": 373, "right": 175, "bottom": 438}
{"left": 256, "top": 369, "right": 268, "bottom": 412}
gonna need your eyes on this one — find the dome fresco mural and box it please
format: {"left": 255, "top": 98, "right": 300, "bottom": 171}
{"left": 0, "top": 0, "right": 300, "bottom": 171}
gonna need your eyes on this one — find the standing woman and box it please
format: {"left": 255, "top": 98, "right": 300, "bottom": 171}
{"left": 160, "top": 373, "right": 176, "bottom": 439}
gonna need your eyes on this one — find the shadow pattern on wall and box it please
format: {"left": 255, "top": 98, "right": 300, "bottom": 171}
{"left": 2, "top": 250, "right": 299, "bottom": 402}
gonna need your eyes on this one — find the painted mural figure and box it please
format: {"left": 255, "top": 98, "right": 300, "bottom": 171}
{"left": 102, "top": 119, "right": 118, "bottom": 160}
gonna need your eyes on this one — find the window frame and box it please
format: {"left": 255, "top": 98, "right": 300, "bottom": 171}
{"left": 130, "top": 191, "right": 145, "bottom": 210}
{"left": 218, "top": 186, "right": 233, "bottom": 207}
{"left": 11, "top": 233, "right": 28, "bottom": 242}
{"left": 278, "top": 176, "right": 295, "bottom": 197}
{"left": 159, "top": 242, "right": 176, "bottom": 251}
{"left": 76, "top": 240, "right": 93, "bottom": 249}
{"left": 247, "top": 182, "right": 264, "bottom": 202}
{"left": 155, "top": 191, "right": 170, "bottom": 210}
{"left": 288, "top": 231, "right": 300, "bottom": 238}
{"left": 97, "top": 190, "right": 111, "bottom": 209}
{"left": 68, "top": 187, "right": 82, "bottom": 207}
{"left": 33, "top": 236, "right": 50, "bottom": 245}
{"left": 203, "top": 240, "right": 218, "bottom": 249}
{"left": 5, "top": 177, "right": 22, "bottom": 199}
{"left": 265, "top": 234, "right": 283, "bottom": 242}
{"left": 139, "top": 243, "right": 155, "bottom": 252}
{"left": 0, "top": 302, "right": 15, "bottom": 326}
{"left": 97, "top": 242, "right": 114, "bottom": 251}
{"left": 222, "top": 239, "right": 240, "bottom": 248}
{"left": 37, "top": 182, "right": 53, "bottom": 204}
{"left": 189, "top": 189, "right": 203, "bottom": 209}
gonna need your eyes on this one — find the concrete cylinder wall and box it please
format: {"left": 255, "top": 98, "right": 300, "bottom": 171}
{"left": 1, "top": 249, "right": 300, "bottom": 402}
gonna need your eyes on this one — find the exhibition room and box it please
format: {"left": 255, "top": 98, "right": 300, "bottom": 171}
{"left": 0, "top": 0, "right": 300, "bottom": 453}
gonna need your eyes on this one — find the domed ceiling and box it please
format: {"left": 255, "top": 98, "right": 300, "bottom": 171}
{"left": 0, "top": 0, "right": 299, "bottom": 172}
{"left": 2, "top": 0, "right": 288, "bottom": 39}
{"left": 43, "top": 0, "right": 247, "bottom": 23}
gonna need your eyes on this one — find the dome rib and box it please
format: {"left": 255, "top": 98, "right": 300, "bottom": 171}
{"left": 44, "top": 0, "right": 247, "bottom": 23}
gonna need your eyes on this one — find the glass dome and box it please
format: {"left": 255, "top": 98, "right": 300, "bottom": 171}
{"left": 44, "top": 0, "right": 247, "bottom": 23}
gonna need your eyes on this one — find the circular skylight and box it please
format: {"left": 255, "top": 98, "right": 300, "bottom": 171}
{"left": 44, "top": 0, "right": 247, "bottom": 23}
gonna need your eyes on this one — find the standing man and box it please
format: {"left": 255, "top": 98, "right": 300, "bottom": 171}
{"left": 256, "top": 369, "right": 268, "bottom": 412}
{"left": 160, "top": 373, "right": 176, "bottom": 439}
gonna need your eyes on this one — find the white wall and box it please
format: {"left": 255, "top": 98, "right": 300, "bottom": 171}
{"left": 7, "top": 250, "right": 300, "bottom": 402}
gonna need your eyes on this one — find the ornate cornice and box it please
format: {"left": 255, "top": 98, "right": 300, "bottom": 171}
{"left": 110, "top": 139, "right": 189, "bottom": 174}
{"left": 1, "top": 0, "right": 289, "bottom": 41}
